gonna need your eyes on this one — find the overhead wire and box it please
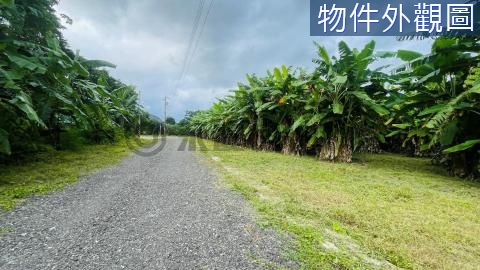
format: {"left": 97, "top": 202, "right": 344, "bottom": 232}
{"left": 175, "top": 0, "right": 206, "bottom": 91}
{"left": 181, "top": 0, "right": 215, "bottom": 83}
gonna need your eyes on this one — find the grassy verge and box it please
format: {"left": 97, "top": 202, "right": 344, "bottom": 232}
{"left": 196, "top": 138, "right": 480, "bottom": 269}
{"left": 0, "top": 138, "right": 145, "bottom": 210}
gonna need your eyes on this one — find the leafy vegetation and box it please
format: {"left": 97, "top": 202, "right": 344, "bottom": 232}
{"left": 187, "top": 38, "right": 480, "bottom": 178}
{"left": 0, "top": 139, "right": 141, "bottom": 210}
{"left": 0, "top": 0, "right": 147, "bottom": 161}
{"left": 197, "top": 139, "right": 480, "bottom": 269}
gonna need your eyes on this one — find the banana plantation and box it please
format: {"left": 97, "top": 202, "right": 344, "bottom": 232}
{"left": 188, "top": 38, "right": 480, "bottom": 178}
{"left": 0, "top": 0, "right": 147, "bottom": 161}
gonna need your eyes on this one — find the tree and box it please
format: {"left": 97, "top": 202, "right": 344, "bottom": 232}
{"left": 166, "top": 117, "right": 176, "bottom": 125}
{"left": 387, "top": 37, "right": 480, "bottom": 177}
{"left": 306, "top": 41, "right": 389, "bottom": 162}
{"left": 186, "top": 39, "right": 480, "bottom": 178}
{"left": 0, "top": 0, "right": 145, "bottom": 159}
{"left": 186, "top": 41, "right": 389, "bottom": 162}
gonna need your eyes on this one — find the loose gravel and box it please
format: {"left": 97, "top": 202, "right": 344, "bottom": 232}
{"left": 0, "top": 137, "right": 297, "bottom": 269}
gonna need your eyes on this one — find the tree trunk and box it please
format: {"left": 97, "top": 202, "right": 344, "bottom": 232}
{"left": 282, "top": 134, "right": 301, "bottom": 155}
{"left": 256, "top": 132, "right": 263, "bottom": 149}
{"left": 449, "top": 150, "right": 480, "bottom": 178}
{"left": 319, "top": 133, "right": 352, "bottom": 163}
{"left": 358, "top": 133, "right": 381, "bottom": 153}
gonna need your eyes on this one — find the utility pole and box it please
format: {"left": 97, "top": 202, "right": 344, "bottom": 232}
{"left": 138, "top": 90, "right": 142, "bottom": 137}
{"left": 164, "top": 96, "right": 168, "bottom": 136}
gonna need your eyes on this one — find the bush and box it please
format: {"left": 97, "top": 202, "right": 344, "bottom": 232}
{"left": 58, "top": 129, "right": 87, "bottom": 150}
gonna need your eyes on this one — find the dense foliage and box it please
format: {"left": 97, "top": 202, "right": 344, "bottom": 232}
{"left": 0, "top": 0, "right": 147, "bottom": 160}
{"left": 188, "top": 39, "right": 480, "bottom": 178}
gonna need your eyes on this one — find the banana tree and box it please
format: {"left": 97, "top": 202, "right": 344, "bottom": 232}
{"left": 0, "top": 0, "right": 147, "bottom": 157}
{"left": 253, "top": 66, "right": 308, "bottom": 154}
{"left": 388, "top": 37, "right": 480, "bottom": 177}
{"left": 308, "top": 41, "right": 389, "bottom": 162}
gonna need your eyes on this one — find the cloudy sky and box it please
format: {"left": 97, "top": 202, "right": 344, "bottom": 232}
{"left": 56, "top": 0, "right": 433, "bottom": 120}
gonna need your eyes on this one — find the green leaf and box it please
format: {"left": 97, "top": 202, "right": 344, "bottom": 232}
{"left": 292, "top": 80, "right": 309, "bottom": 87}
{"left": 386, "top": 130, "right": 402, "bottom": 137}
{"left": 357, "top": 40, "right": 375, "bottom": 62}
{"left": 307, "top": 127, "right": 326, "bottom": 148}
{"left": 443, "top": 139, "right": 480, "bottom": 154}
{"left": 0, "top": 0, "right": 14, "bottom": 7}
{"left": 416, "top": 69, "right": 441, "bottom": 85}
{"left": 333, "top": 75, "right": 347, "bottom": 85}
{"left": 5, "top": 53, "right": 47, "bottom": 73}
{"left": 268, "top": 131, "right": 277, "bottom": 141}
{"left": 314, "top": 126, "right": 326, "bottom": 138}
{"left": 439, "top": 120, "right": 458, "bottom": 146}
{"left": 376, "top": 133, "right": 386, "bottom": 144}
{"left": 307, "top": 136, "right": 317, "bottom": 148}
{"left": 243, "top": 125, "right": 252, "bottom": 138}
{"left": 0, "top": 67, "right": 24, "bottom": 81}
{"left": 46, "top": 35, "right": 61, "bottom": 51}
{"left": 420, "top": 144, "right": 431, "bottom": 151}
{"left": 95, "top": 85, "right": 111, "bottom": 99}
{"left": 375, "top": 51, "right": 397, "bottom": 59}
{"left": 338, "top": 41, "right": 353, "bottom": 61}
{"left": 425, "top": 84, "right": 480, "bottom": 129}
{"left": 407, "top": 129, "right": 428, "bottom": 138}
{"left": 0, "top": 128, "right": 11, "bottom": 155}
{"left": 307, "top": 113, "right": 327, "bottom": 126}
{"left": 73, "top": 61, "right": 89, "bottom": 77}
{"left": 332, "top": 100, "right": 344, "bottom": 114}
{"left": 392, "top": 123, "right": 411, "bottom": 129}
{"left": 274, "top": 68, "right": 282, "bottom": 82}
{"left": 418, "top": 103, "right": 447, "bottom": 116}
{"left": 351, "top": 91, "right": 389, "bottom": 116}
{"left": 281, "top": 65, "right": 288, "bottom": 78}
{"left": 256, "top": 102, "right": 275, "bottom": 113}
{"left": 9, "top": 91, "right": 46, "bottom": 127}
{"left": 396, "top": 50, "right": 423, "bottom": 61}
{"left": 315, "top": 43, "right": 331, "bottom": 65}
{"left": 290, "top": 116, "right": 306, "bottom": 133}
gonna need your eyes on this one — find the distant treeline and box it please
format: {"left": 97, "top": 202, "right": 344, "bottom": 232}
{"left": 140, "top": 116, "right": 189, "bottom": 136}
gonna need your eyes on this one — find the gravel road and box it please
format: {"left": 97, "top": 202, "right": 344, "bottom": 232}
{"left": 0, "top": 137, "right": 296, "bottom": 269}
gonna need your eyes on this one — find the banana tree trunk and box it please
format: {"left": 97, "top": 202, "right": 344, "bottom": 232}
{"left": 282, "top": 133, "right": 302, "bottom": 156}
{"left": 319, "top": 132, "right": 352, "bottom": 162}
{"left": 358, "top": 133, "right": 381, "bottom": 153}
{"left": 256, "top": 131, "right": 263, "bottom": 149}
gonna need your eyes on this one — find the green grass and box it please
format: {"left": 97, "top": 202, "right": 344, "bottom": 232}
{"left": 196, "top": 138, "right": 480, "bottom": 269}
{"left": 0, "top": 138, "right": 143, "bottom": 210}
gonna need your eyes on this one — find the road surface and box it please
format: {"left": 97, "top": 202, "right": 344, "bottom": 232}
{"left": 0, "top": 137, "right": 295, "bottom": 269}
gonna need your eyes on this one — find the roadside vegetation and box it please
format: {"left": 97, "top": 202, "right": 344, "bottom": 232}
{"left": 0, "top": 139, "right": 141, "bottom": 210}
{"left": 2, "top": 0, "right": 480, "bottom": 268}
{"left": 197, "top": 139, "right": 480, "bottom": 269}
{"left": 0, "top": 0, "right": 154, "bottom": 162}
{"left": 184, "top": 19, "right": 480, "bottom": 269}
{"left": 187, "top": 37, "right": 480, "bottom": 179}
{"left": 0, "top": 1, "right": 162, "bottom": 209}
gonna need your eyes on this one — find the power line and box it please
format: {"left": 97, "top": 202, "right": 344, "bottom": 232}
{"left": 175, "top": 0, "right": 215, "bottom": 91}
{"left": 176, "top": 0, "right": 205, "bottom": 90}
{"left": 182, "top": 0, "right": 215, "bottom": 82}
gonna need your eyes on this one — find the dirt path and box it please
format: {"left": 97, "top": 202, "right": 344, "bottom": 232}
{"left": 0, "top": 137, "right": 295, "bottom": 269}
